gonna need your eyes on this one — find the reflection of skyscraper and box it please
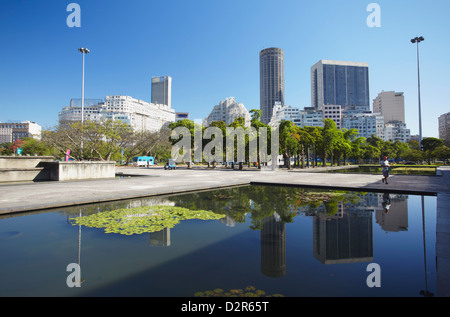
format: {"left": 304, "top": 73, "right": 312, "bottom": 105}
{"left": 260, "top": 48, "right": 285, "bottom": 124}
{"left": 261, "top": 213, "right": 286, "bottom": 277}
{"left": 150, "top": 228, "right": 171, "bottom": 247}
{"left": 313, "top": 211, "right": 373, "bottom": 264}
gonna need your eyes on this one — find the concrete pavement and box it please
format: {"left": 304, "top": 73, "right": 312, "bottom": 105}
{"left": 0, "top": 165, "right": 448, "bottom": 215}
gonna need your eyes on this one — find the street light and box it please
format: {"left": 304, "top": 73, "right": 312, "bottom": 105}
{"left": 410, "top": 36, "right": 424, "bottom": 150}
{"left": 78, "top": 47, "right": 90, "bottom": 125}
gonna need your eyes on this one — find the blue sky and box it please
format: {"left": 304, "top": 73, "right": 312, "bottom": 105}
{"left": 0, "top": 0, "right": 449, "bottom": 138}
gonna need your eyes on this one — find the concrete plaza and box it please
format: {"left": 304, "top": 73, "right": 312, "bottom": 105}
{"left": 0, "top": 165, "right": 448, "bottom": 214}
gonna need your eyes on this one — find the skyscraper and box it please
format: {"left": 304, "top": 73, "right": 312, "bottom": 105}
{"left": 151, "top": 76, "right": 172, "bottom": 108}
{"left": 260, "top": 48, "right": 285, "bottom": 124}
{"left": 439, "top": 112, "right": 450, "bottom": 141}
{"left": 311, "top": 60, "right": 370, "bottom": 112}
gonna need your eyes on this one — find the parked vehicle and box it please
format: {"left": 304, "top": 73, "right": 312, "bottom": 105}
{"left": 132, "top": 156, "right": 154, "bottom": 166}
{"left": 164, "top": 159, "right": 176, "bottom": 170}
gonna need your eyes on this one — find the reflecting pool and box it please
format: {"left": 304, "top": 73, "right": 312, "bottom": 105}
{"left": 0, "top": 185, "right": 439, "bottom": 297}
{"left": 322, "top": 165, "right": 437, "bottom": 175}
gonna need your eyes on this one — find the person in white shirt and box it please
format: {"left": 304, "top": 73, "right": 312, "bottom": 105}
{"left": 381, "top": 156, "right": 390, "bottom": 184}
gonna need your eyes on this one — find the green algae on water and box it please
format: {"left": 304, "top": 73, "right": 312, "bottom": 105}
{"left": 69, "top": 205, "right": 226, "bottom": 235}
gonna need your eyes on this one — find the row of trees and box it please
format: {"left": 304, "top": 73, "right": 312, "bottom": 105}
{"left": 0, "top": 120, "right": 173, "bottom": 164}
{"left": 1, "top": 114, "right": 449, "bottom": 166}
{"left": 168, "top": 109, "right": 450, "bottom": 168}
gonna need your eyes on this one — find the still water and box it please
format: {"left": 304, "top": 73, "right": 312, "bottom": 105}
{"left": 0, "top": 185, "right": 438, "bottom": 297}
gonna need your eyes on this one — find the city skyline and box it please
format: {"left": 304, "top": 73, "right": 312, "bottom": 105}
{"left": 1, "top": 0, "right": 449, "bottom": 138}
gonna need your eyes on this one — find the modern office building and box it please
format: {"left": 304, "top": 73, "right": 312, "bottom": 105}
{"left": 0, "top": 121, "right": 42, "bottom": 142}
{"left": 373, "top": 91, "right": 405, "bottom": 124}
{"left": 260, "top": 48, "right": 285, "bottom": 124}
{"left": 59, "top": 95, "right": 176, "bottom": 132}
{"left": 151, "top": 76, "right": 172, "bottom": 108}
{"left": 439, "top": 112, "right": 450, "bottom": 141}
{"left": 311, "top": 60, "right": 370, "bottom": 112}
{"left": 203, "top": 97, "right": 251, "bottom": 127}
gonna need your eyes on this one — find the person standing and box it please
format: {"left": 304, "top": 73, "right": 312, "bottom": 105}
{"left": 381, "top": 156, "right": 390, "bottom": 184}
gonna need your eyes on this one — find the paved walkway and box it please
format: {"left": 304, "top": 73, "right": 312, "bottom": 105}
{"left": 0, "top": 165, "right": 448, "bottom": 215}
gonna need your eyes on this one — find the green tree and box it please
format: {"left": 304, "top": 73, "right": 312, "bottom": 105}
{"left": 279, "top": 121, "right": 298, "bottom": 169}
{"left": 321, "top": 119, "right": 340, "bottom": 166}
{"left": 422, "top": 137, "right": 444, "bottom": 164}
{"left": 21, "top": 137, "right": 54, "bottom": 156}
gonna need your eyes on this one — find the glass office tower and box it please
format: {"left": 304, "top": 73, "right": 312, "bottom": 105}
{"left": 311, "top": 60, "right": 370, "bottom": 112}
{"left": 260, "top": 48, "right": 285, "bottom": 124}
{"left": 151, "top": 76, "right": 172, "bottom": 108}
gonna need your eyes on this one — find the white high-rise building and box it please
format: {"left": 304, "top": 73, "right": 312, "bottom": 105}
{"left": 59, "top": 95, "right": 175, "bottom": 132}
{"left": 342, "top": 113, "right": 385, "bottom": 139}
{"left": 269, "top": 103, "right": 323, "bottom": 128}
{"left": 383, "top": 121, "right": 410, "bottom": 143}
{"left": 204, "top": 97, "right": 251, "bottom": 127}
{"left": 373, "top": 91, "right": 405, "bottom": 124}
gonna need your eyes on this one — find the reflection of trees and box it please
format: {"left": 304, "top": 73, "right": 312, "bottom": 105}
{"left": 168, "top": 186, "right": 364, "bottom": 230}
{"left": 58, "top": 185, "right": 366, "bottom": 232}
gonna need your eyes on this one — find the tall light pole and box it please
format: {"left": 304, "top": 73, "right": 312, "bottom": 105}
{"left": 78, "top": 47, "right": 90, "bottom": 125}
{"left": 411, "top": 36, "right": 424, "bottom": 150}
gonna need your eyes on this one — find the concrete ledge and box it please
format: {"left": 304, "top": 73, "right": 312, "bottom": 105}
{"left": 0, "top": 156, "right": 54, "bottom": 169}
{"left": 38, "top": 161, "right": 116, "bottom": 181}
{"left": 0, "top": 167, "right": 49, "bottom": 182}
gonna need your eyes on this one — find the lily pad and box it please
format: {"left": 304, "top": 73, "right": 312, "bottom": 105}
{"left": 69, "top": 205, "right": 225, "bottom": 235}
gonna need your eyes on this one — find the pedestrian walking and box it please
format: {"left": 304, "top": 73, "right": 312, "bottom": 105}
{"left": 381, "top": 156, "right": 390, "bottom": 184}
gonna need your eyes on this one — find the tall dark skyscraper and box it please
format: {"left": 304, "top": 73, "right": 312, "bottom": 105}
{"left": 260, "top": 48, "right": 285, "bottom": 124}
{"left": 151, "top": 76, "right": 172, "bottom": 108}
{"left": 311, "top": 60, "right": 370, "bottom": 112}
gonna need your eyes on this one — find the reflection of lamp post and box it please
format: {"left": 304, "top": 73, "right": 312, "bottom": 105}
{"left": 76, "top": 208, "right": 85, "bottom": 285}
{"left": 410, "top": 36, "right": 424, "bottom": 150}
{"left": 78, "top": 47, "right": 90, "bottom": 125}
{"left": 419, "top": 195, "right": 433, "bottom": 297}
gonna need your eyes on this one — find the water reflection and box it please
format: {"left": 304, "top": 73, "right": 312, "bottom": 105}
{"left": 1, "top": 185, "right": 440, "bottom": 297}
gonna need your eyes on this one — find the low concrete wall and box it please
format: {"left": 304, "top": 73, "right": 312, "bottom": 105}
{"left": 0, "top": 168, "right": 49, "bottom": 182}
{"left": 0, "top": 156, "right": 54, "bottom": 169}
{"left": 39, "top": 161, "right": 116, "bottom": 181}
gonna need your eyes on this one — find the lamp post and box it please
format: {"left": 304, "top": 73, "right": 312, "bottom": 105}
{"left": 78, "top": 47, "right": 90, "bottom": 125}
{"left": 410, "top": 36, "right": 424, "bottom": 150}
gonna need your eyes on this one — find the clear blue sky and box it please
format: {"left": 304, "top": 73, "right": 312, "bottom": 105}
{"left": 1, "top": 0, "right": 449, "bottom": 138}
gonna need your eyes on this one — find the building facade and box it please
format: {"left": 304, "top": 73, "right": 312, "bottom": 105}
{"left": 311, "top": 60, "right": 370, "bottom": 112}
{"left": 439, "top": 112, "right": 450, "bottom": 141}
{"left": 260, "top": 47, "right": 285, "bottom": 124}
{"left": 151, "top": 76, "right": 172, "bottom": 108}
{"left": 59, "top": 95, "right": 176, "bottom": 132}
{"left": 321, "top": 105, "right": 342, "bottom": 129}
{"left": 204, "top": 97, "right": 251, "bottom": 127}
{"left": 269, "top": 103, "right": 323, "bottom": 128}
{"left": 175, "top": 112, "right": 189, "bottom": 122}
{"left": 373, "top": 91, "right": 405, "bottom": 124}
{"left": 0, "top": 121, "right": 42, "bottom": 142}
{"left": 383, "top": 120, "right": 410, "bottom": 143}
{"left": 342, "top": 113, "right": 385, "bottom": 139}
